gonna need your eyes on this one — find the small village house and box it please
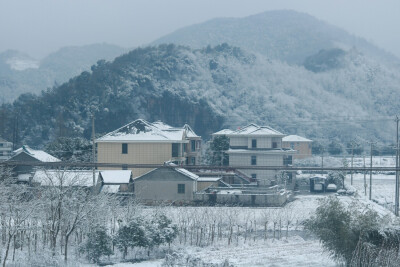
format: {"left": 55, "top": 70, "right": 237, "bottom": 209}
{"left": 7, "top": 145, "right": 60, "bottom": 182}
{"left": 96, "top": 170, "right": 134, "bottom": 193}
{"left": 96, "top": 119, "right": 201, "bottom": 178}
{"left": 282, "top": 135, "right": 313, "bottom": 159}
{"left": 134, "top": 165, "right": 198, "bottom": 204}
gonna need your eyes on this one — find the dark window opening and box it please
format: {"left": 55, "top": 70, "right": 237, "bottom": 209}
{"left": 178, "top": 184, "right": 185, "bottom": 194}
{"left": 191, "top": 157, "right": 196, "bottom": 165}
{"left": 122, "top": 164, "right": 128, "bottom": 170}
{"left": 251, "top": 155, "right": 257, "bottom": 165}
{"left": 252, "top": 139, "right": 257, "bottom": 148}
{"left": 251, "top": 174, "right": 257, "bottom": 179}
{"left": 122, "top": 143, "right": 128, "bottom": 154}
{"left": 272, "top": 142, "right": 278, "bottom": 148}
{"left": 284, "top": 156, "right": 293, "bottom": 166}
{"left": 172, "top": 143, "right": 179, "bottom": 157}
{"left": 191, "top": 140, "right": 196, "bottom": 151}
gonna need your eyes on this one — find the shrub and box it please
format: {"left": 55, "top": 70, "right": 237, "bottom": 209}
{"left": 82, "top": 227, "right": 113, "bottom": 263}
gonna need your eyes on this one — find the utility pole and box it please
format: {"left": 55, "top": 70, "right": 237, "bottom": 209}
{"left": 92, "top": 115, "right": 96, "bottom": 189}
{"left": 363, "top": 154, "right": 367, "bottom": 196}
{"left": 351, "top": 141, "right": 354, "bottom": 185}
{"left": 369, "top": 142, "right": 374, "bottom": 201}
{"left": 395, "top": 116, "right": 399, "bottom": 216}
{"left": 321, "top": 147, "right": 324, "bottom": 176}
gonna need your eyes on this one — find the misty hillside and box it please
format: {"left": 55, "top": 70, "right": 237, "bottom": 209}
{"left": 0, "top": 44, "right": 398, "bottom": 148}
{"left": 153, "top": 10, "right": 399, "bottom": 67}
{"left": 0, "top": 43, "right": 126, "bottom": 102}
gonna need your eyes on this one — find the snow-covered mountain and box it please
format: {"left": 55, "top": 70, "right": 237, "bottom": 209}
{"left": 153, "top": 10, "right": 399, "bottom": 67}
{"left": 0, "top": 43, "right": 127, "bottom": 102}
{"left": 0, "top": 44, "right": 398, "bottom": 147}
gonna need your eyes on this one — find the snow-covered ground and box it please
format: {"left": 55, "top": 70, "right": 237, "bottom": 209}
{"left": 296, "top": 155, "right": 396, "bottom": 168}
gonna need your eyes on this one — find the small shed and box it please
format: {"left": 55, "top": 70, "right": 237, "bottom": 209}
{"left": 7, "top": 145, "right": 60, "bottom": 176}
{"left": 97, "top": 170, "right": 133, "bottom": 193}
{"left": 134, "top": 167, "right": 198, "bottom": 204}
{"left": 309, "top": 176, "right": 327, "bottom": 193}
{"left": 197, "top": 177, "right": 221, "bottom": 191}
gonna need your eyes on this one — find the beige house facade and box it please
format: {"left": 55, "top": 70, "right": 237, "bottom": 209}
{"left": 282, "top": 135, "right": 312, "bottom": 159}
{"left": 96, "top": 119, "right": 201, "bottom": 178}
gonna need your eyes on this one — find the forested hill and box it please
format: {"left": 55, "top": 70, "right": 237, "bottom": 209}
{"left": 0, "top": 44, "right": 399, "bottom": 147}
{"left": 0, "top": 43, "right": 126, "bottom": 102}
{"left": 153, "top": 10, "right": 399, "bottom": 67}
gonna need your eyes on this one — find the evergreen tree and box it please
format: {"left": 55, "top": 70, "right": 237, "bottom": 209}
{"left": 114, "top": 218, "right": 148, "bottom": 259}
{"left": 81, "top": 227, "right": 113, "bottom": 264}
{"left": 206, "top": 135, "right": 229, "bottom": 166}
{"left": 328, "top": 140, "right": 343, "bottom": 155}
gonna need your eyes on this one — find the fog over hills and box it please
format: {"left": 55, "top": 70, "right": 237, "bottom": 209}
{"left": 0, "top": 43, "right": 398, "bottom": 147}
{"left": 0, "top": 43, "right": 126, "bottom": 102}
{"left": 153, "top": 10, "right": 400, "bottom": 67}
{"left": 0, "top": 10, "right": 399, "bottom": 148}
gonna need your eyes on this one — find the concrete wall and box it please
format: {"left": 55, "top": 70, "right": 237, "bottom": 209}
{"left": 197, "top": 181, "right": 219, "bottom": 191}
{"left": 134, "top": 168, "right": 196, "bottom": 203}
{"left": 194, "top": 192, "right": 288, "bottom": 207}
{"left": 229, "top": 153, "right": 283, "bottom": 185}
{"left": 230, "top": 137, "right": 282, "bottom": 149}
{"left": 230, "top": 137, "right": 247, "bottom": 147}
{"left": 97, "top": 142, "right": 174, "bottom": 177}
{"left": 282, "top": 141, "right": 312, "bottom": 159}
{"left": 229, "top": 153, "right": 283, "bottom": 166}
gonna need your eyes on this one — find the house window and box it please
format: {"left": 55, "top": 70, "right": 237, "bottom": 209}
{"left": 272, "top": 142, "right": 278, "bottom": 148}
{"left": 251, "top": 174, "right": 257, "bottom": 179}
{"left": 191, "top": 157, "right": 196, "bottom": 165}
{"left": 172, "top": 143, "right": 179, "bottom": 157}
{"left": 122, "top": 143, "right": 128, "bottom": 154}
{"left": 252, "top": 139, "right": 257, "bottom": 148}
{"left": 290, "top": 142, "right": 295, "bottom": 149}
{"left": 178, "top": 184, "right": 185, "bottom": 194}
{"left": 191, "top": 140, "right": 196, "bottom": 151}
{"left": 284, "top": 156, "right": 293, "bottom": 166}
{"left": 251, "top": 155, "right": 257, "bottom": 165}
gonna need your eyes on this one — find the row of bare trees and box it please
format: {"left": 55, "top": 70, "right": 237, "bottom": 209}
{"left": 0, "top": 167, "right": 147, "bottom": 265}
{"left": 0, "top": 166, "right": 311, "bottom": 265}
{"left": 171, "top": 204, "right": 304, "bottom": 248}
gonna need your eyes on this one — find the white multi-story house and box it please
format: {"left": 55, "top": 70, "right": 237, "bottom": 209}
{"left": 220, "top": 124, "right": 296, "bottom": 187}
{"left": 0, "top": 137, "right": 13, "bottom": 161}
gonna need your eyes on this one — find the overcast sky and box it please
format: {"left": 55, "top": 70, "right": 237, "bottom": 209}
{"left": 1, "top": 0, "right": 399, "bottom": 59}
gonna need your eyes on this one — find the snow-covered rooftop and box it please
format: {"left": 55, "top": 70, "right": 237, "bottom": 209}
{"left": 197, "top": 177, "right": 221, "bottom": 182}
{"left": 100, "top": 170, "right": 132, "bottom": 184}
{"left": 212, "top": 129, "right": 234, "bottom": 135}
{"left": 12, "top": 145, "right": 60, "bottom": 162}
{"left": 234, "top": 124, "right": 284, "bottom": 135}
{"left": 223, "top": 123, "right": 284, "bottom": 137}
{"left": 97, "top": 119, "right": 199, "bottom": 142}
{"left": 32, "top": 170, "right": 97, "bottom": 187}
{"left": 183, "top": 124, "right": 200, "bottom": 138}
{"left": 283, "top": 135, "right": 312, "bottom": 142}
{"left": 175, "top": 167, "right": 199, "bottom": 180}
